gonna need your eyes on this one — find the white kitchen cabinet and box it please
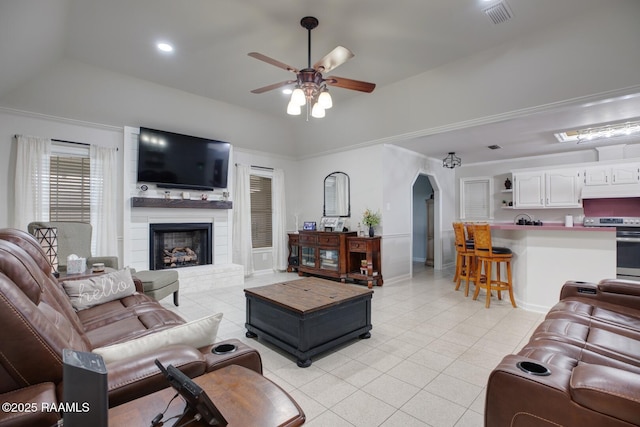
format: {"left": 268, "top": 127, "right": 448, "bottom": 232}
{"left": 513, "top": 172, "right": 544, "bottom": 208}
{"left": 584, "top": 163, "right": 640, "bottom": 186}
{"left": 584, "top": 167, "right": 610, "bottom": 186}
{"left": 513, "top": 168, "right": 582, "bottom": 208}
{"left": 546, "top": 169, "right": 582, "bottom": 207}
{"left": 613, "top": 165, "right": 640, "bottom": 184}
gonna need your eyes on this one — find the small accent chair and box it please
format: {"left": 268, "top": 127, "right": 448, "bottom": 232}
{"left": 453, "top": 222, "right": 475, "bottom": 295}
{"left": 27, "top": 221, "right": 118, "bottom": 273}
{"left": 131, "top": 269, "right": 180, "bottom": 306}
{"left": 472, "top": 223, "right": 516, "bottom": 308}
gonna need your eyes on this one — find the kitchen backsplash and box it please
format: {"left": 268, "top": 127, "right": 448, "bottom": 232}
{"left": 583, "top": 198, "right": 640, "bottom": 217}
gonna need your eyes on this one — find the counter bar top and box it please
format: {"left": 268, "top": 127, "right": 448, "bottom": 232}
{"left": 490, "top": 223, "right": 614, "bottom": 232}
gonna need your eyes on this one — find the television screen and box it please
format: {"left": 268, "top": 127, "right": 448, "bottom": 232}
{"left": 137, "top": 127, "right": 230, "bottom": 190}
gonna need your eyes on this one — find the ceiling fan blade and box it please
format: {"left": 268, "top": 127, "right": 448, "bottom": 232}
{"left": 248, "top": 52, "right": 298, "bottom": 74}
{"left": 313, "top": 46, "right": 354, "bottom": 73}
{"left": 325, "top": 76, "right": 376, "bottom": 93}
{"left": 250, "top": 80, "right": 296, "bottom": 94}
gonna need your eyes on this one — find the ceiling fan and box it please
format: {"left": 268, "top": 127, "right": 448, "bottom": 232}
{"left": 248, "top": 16, "right": 376, "bottom": 118}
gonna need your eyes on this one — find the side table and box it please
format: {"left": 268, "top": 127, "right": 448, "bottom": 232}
{"left": 56, "top": 267, "right": 116, "bottom": 283}
{"left": 346, "top": 236, "right": 383, "bottom": 288}
{"left": 109, "top": 365, "right": 305, "bottom": 426}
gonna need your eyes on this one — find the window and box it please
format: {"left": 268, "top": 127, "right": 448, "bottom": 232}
{"left": 250, "top": 174, "right": 272, "bottom": 248}
{"left": 49, "top": 151, "right": 91, "bottom": 222}
{"left": 460, "top": 177, "right": 492, "bottom": 220}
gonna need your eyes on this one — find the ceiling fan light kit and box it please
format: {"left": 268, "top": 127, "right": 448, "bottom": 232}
{"left": 311, "top": 103, "right": 326, "bottom": 118}
{"left": 287, "top": 101, "right": 302, "bottom": 116}
{"left": 290, "top": 88, "right": 306, "bottom": 106}
{"left": 318, "top": 90, "right": 332, "bottom": 109}
{"left": 249, "top": 16, "right": 375, "bottom": 119}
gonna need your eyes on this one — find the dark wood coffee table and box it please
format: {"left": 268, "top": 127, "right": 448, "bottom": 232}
{"left": 244, "top": 278, "right": 373, "bottom": 367}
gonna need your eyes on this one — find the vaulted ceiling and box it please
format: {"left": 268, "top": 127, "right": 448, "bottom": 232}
{"left": 2, "top": 0, "right": 639, "bottom": 162}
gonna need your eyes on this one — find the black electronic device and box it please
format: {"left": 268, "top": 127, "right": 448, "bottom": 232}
{"left": 137, "top": 127, "right": 231, "bottom": 191}
{"left": 62, "top": 349, "right": 108, "bottom": 427}
{"left": 154, "top": 359, "right": 227, "bottom": 426}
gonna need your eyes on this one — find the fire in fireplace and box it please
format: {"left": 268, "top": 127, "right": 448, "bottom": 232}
{"left": 149, "top": 223, "right": 212, "bottom": 270}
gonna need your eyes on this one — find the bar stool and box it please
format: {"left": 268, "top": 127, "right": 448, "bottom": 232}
{"left": 453, "top": 222, "right": 475, "bottom": 296}
{"left": 464, "top": 223, "right": 475, "bottom": 242}
{"left": 472, "top": 223, "right": 516, "bottom": 308}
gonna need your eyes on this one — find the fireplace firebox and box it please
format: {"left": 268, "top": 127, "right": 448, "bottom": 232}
{"left": 149, "top": 223, "right": 212, "bottom": 270}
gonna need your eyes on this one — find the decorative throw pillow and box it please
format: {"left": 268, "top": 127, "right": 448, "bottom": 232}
{"left": 63, "top": 268, "right": 136, "bottom": 311}
{"left": 92, "top": 313, "right": 223, "bottom": 364}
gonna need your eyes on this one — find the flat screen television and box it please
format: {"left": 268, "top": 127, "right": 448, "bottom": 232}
{"left": 137, "top": 127, "right": 230, "bottom": 190}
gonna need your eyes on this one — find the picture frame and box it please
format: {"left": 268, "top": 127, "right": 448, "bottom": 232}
{"left": 303, "top": 221, "right": 316, "bottom": 231}
{"left": 320, "top": 217, "right": 338, "bottom": 231}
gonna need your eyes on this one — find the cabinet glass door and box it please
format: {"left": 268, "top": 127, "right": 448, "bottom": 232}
{"left": 320, "top": 249, "right": 339, "bottom": 271}
{"left": 301, "top": 247, "right": 315, "bottom": 267}
{"left": 289, "top": 243, "right": 299, "bottom": 265}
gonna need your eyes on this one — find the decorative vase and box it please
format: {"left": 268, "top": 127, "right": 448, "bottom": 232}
{"left": 368, "top": 226, "right": 374, "bottom": 237}
{"left": 504, "top": 178, "right": 512, "bottom": 190}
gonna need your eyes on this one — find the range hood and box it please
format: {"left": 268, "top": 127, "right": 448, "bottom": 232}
{"left": 582, "top": 185, "right": 640, "bottom": 199}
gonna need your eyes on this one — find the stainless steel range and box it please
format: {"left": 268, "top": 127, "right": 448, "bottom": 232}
{"left": 584, "top": 216, "right": 640, "bottom": 280}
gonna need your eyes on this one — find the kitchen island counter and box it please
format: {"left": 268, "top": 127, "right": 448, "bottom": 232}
{"left": 490, "top": 226, "right": 616, "bottom": 312}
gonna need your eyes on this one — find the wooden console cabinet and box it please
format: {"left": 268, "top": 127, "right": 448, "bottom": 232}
{"left": 293, "top": 231, "right": 356, "bottom": 280}
{"left": 347, "top": 236, "right": 383, "bottom": 289}
{"left": 287, "top": 232, "right": 384, "bottom": 288}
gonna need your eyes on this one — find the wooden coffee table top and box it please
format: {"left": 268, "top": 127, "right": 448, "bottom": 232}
{"left": 244, "top": 277, "right": 373, "bottom": 314}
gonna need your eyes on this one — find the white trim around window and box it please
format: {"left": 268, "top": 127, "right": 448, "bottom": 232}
{"left": 460, "top": 177, "right": 493, "bottom": 220}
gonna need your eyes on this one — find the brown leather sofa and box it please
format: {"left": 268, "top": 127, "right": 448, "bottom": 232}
{"left": 486, "top": 279, "right": 640, "bottom": 426}
{"left": 0, "top": 228, "right": 262, "bottom": 427}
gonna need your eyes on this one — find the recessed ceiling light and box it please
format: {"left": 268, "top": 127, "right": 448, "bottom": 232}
{"left": 157, "top": 42, "right": 174, "bottom": 53}
{"left": 282, "top": 89, "right": 293, "bottom": 95}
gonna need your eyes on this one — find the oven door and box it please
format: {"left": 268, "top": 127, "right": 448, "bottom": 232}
{"left": 616, "top": 228, "right": 640, "bottom": 279}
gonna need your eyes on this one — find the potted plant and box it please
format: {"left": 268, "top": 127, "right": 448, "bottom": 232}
{"left": 362, "top": 209, "right": 381, "bottom": 237}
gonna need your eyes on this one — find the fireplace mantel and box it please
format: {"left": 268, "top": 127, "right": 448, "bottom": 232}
{"left": 131, "top": 197, "right": 232, "bottom": 209}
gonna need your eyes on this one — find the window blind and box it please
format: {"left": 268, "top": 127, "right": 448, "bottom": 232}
{"left": 461, "top": 178, "right": 491, "bottom": 219}
{"left": 49, "top": 156, "right": 91, "bottom": 222}
{"left": 250, "top": 175, "right": 272, "bottom": 248}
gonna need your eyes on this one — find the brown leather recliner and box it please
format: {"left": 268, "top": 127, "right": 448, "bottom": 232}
{"left": 0, "top": 228, "right": 262, "bottom": 427}
{"left": 486, "top": 279, "right": 640, "bottom": 426}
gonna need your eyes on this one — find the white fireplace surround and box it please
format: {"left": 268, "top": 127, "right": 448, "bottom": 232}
{"left": 128, "top": 209, "right": 228, "bottom": 270}
{"left": 122, "top": 126, "right": 243, "bottom": 289}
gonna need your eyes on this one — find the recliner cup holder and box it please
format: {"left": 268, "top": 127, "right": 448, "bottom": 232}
{"left": 517, "top": 361, "right": 551, "bottom": 376}
{"left": 212, "top": 344, "right": 237, "bottom": 355}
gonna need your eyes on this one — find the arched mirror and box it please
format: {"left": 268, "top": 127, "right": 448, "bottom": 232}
{"left": 323, "top": 172, "right": 350, "bottom": 217}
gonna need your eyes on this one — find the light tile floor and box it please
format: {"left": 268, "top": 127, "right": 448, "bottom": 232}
{"left": 160, "top": 264, "right": 544, "bottom": 427}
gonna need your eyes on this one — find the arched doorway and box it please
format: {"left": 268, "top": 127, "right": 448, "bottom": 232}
{"left": 410, "top": 172, "right": 441, "bottom": 277}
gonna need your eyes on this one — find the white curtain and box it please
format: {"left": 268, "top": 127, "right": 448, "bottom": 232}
{"left": 232, "top": 164, "right": 254, "bottom": 276}
{"left": 14, "top": 135, "right": 51, "bottom": 230}
{"left": 90, "top": 145, "right": 118, "bottom": 257}
{"left": 271, "top": 168, "right": 287, "bottom": 271}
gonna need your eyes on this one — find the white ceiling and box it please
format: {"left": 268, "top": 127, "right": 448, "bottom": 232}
{"left": 2, "top": 0, "right": 640, "bottom": 162}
